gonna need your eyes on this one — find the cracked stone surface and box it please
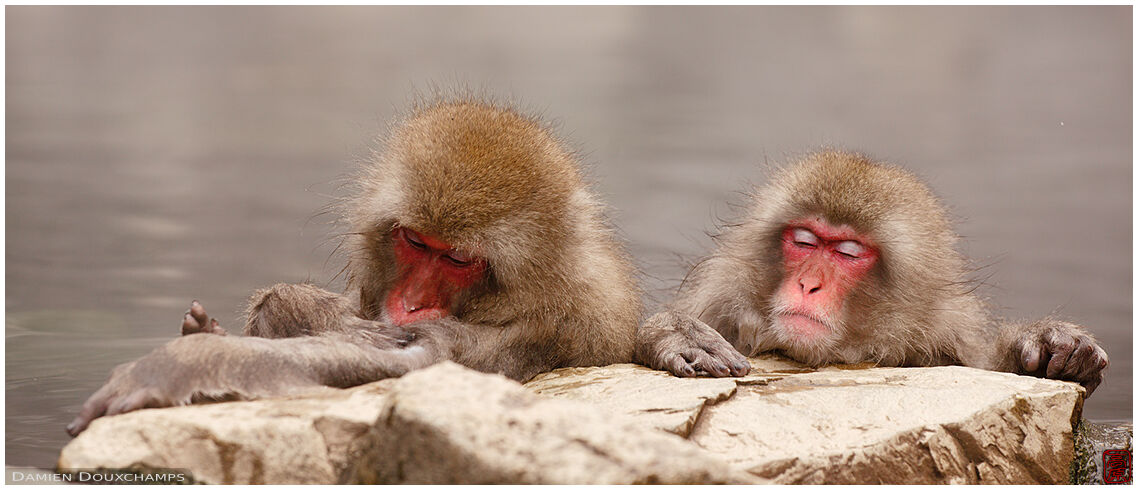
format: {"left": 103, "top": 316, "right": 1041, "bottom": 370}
{"left": 695, "top": 366, "right": 1081, "bottom": 483}
{"left": 349, "top": 362, "right": 751, "bottom": 484}
{"left": 57, "top": 356, "right": 1084, "bottom": 484}
{"left": 532, "top": 356, "right": 1083, "bottom": 484}
{"left": 525, "top": 364, "right": 740, "bottom": 436}
{"left": 525, "top": 356, "right": 809, "bottom": 436}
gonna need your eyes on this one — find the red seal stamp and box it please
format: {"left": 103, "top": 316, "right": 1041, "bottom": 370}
{"left": 1103, "top": 449, "right": 1132, "bottom": 484}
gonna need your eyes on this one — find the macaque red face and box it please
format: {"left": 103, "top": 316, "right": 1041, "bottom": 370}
{"left": 386, "top": 226, "right": 488, "bottom": 326}
{"left": 773, "top": 217, "right": 878, "bottom": 345}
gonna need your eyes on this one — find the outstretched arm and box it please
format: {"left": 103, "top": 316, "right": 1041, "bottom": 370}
{"left": 67, "top": 320, "right": 465, "bottom": 436}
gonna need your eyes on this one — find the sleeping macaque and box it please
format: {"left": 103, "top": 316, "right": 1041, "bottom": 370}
{"left": 636, "top": 150, "right": 1108, "bottom": 396}
{"left": 67, "top": 97, "right": 640, "bottom": 436}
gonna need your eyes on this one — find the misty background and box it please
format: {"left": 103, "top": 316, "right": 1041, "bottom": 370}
{"left": 6, "top": 6, "right": 1131, "bottom": 469}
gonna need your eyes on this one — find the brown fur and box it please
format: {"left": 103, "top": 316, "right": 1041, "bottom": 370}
{"left": 67, "top": 96, "right": 641, "bottom": 436}
{"left": 345, "top": 97, "right": 640, "bottom": 369}
{"left": 638, "top": 149, "right": 1107, "bottom": 395}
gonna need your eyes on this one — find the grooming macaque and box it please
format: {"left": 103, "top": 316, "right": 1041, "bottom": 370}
{"left": 636, "top": 150, "right": 1108, "bottom": 396}
{"left": 67, "top": 98, "right": 640, "bottom": 436}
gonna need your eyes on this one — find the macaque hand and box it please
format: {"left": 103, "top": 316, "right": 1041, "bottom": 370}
{"left": 1016, "top": 319, "right": 1108, "bottom": 397}
{"left": 181, "top": 299, "right": 227, "bottom": 336}
{"left": 66, "top": 358, "right": 181, "bottom": 437}
{"left": 635, "top": 311, "right": 750, "bottom": 378}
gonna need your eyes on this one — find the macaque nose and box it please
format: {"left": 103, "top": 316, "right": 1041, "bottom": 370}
{"left": 799, "top": 276, "right": 822, "bottom": 295}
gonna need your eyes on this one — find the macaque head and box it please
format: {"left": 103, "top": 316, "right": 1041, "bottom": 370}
{"left": 345, "top": 96, "right": 585, "bottom": 325}
{"left": 732, "top": 150, "right": 964, "bottom": 362}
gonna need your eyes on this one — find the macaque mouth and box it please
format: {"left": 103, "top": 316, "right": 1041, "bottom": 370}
{"left": 396, "top": 302, "right": 447, "bottom": 324}
{"left": 776, "top": 311, "right": 834, "bottom": 339}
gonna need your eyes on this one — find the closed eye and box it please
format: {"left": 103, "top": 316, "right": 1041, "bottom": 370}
{"left": 834, "top": 240, "right": 866, "bottom": 259}
{"left": 791, "top": 228, "right": 819, "bottom": 248}
{"left": 445, "top": 250, "right": 473, "bottom": 266}
{"left": 403, "top": 229, "right": 428, "bottom": 250}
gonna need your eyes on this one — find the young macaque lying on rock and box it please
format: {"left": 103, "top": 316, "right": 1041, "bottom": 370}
{"left": 68, "top": 97, "right": 641, "bottom": 435}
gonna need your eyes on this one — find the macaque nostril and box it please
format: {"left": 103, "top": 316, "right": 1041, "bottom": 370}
{"left": 800, "top": 282, "right": 822, "bottom": 295}
{"left": 798, "top": 276, "right": 823, "bottom": 295}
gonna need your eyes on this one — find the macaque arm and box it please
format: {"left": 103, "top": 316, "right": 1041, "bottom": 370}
{"left": 635, "top": 310, "right": 750, "bottom": 378}
{"left": 67, "top": 323, "right": 460, "bottom": 436}
{"left": 985, "top": 318, "right": 1108, "bottom": 396}
{"left": 244, "top": 283, "right": 361, "bottom": 338}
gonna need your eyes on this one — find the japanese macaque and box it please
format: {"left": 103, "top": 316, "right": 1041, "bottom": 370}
{"left": 67, "top": 97, "right": 640, "bottom": 436}
{"left": 636, "top": 150, "right": 1108, "bottom": 396}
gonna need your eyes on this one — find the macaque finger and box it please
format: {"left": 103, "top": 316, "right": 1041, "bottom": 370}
{"left": 1084, "top": 372, "right": 1104, "bottom": 397}
{"left": 688, "top": 350, "right": 730, "bottom": 377}
{"left": 728, "top": 349, "right": 750, "bottom": 375}
{"left": 181, "top": 312, "right": 201, "bottom": 336}
{"left": 189, "top": 300, "right": 209, "bottom": 325}
{"left": 709, "top": 347, "right": 749, "bottom": 376}
{"left": 1019, "top": 338, "right": 1044, "bottom": 374}
{"left": 1091, "top": 344, "right": 1109, "bottom": 371}
{"left": 182, "top": 300, "right": 227, "bottom": 336}
{"left": 664, "top": 353, "right": 697, "bottom": 378}
{"left": 727, "top": 358, "right": 751, "bottom": 376}
{"left": 66, "top": 388, "right": 112, "bottom": 436}
{"left": 1045, "top": 335, "right": 1076, "bottom": 379}
{"left": 1075, "top": 343, "right": 1109, "bottom": 383}
{"left": 1062, "top": 341, "right": 1097, "bottom": 380}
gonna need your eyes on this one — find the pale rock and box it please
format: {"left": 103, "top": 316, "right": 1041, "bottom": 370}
{"left": 526, "top": 363, "right": 740, "bottom": 436}
{"left": 524, "top": 355, "right": 812, "bottom": 437}
{"left": 57, "top": 381, "right": 395, "bottom": 484}
{"left": 531, "top": 356, "right": 1083, "bottom": 484}
{"left": 57, "top": 355, "right": 1084, "bottom": 484}
{"left": 349, "top": 362, "right": 751, "bottom": 484}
